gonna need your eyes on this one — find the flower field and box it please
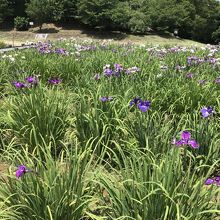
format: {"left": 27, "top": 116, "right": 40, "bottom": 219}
{"left": 0, "top": 39, "right": 219, "bottom": 219}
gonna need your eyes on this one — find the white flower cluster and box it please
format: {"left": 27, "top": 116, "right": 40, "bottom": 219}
{"left": 1, "top": 53, "right": 25, "bottom": 62}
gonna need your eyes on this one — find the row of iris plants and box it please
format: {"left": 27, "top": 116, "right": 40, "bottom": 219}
{"left": 0, "top": 39, "right": 219, "bottom": 219}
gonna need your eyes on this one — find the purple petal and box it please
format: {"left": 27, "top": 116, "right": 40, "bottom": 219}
{"left": 138, "top": 104, "right": 150, "bottom": 112}
{"left": 129, "top": 97, "right": 142, "bottom": 106}
{"left": 13, "top": 81, "right": 26, "bottom": 89}
{"left": 214, "top": 176, "right": 220, "bottom": 186}
{"left": 100, "top": 97, "right": 107, "bottom": 102}
{"left": 181, "top": 131, "right": 191, "bottom": 140}
{"left": 214, "top": 176, "right": 220, "bottom": 182}
{"left": 25, "top": 76, "right": 38, "bottom": 85}
{"left": 48, "top": 78, "right": 62, "bottom": 85}
{"left": 16, "top": 169, "right": 25, "bottom": 178}
{"left": 188, "top": 139, "right": 199, "bottom": 149}
{"left": 137, "top": 101, "right": 151, "bottom": 112}
{"left": 175, "top": 139, "right": 187, "bottom": 146}
{"left": 103, "top": 68, "right": 113, "bottom": 76}
{"left": 205, "top": 178, "right": 214, "bottom": 185}
{"left": 207, "top": 106, "right": 214, "bottom": 114}
{"left": 201, "top": 108, "right": 209, "bottom": 118}
{"left": 15, "top": 165, "right": 27, "bottom": 178}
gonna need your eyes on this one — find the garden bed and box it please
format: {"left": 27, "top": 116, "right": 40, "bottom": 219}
{"left": 0, "top": 39, "right": 219, "bottom": 219}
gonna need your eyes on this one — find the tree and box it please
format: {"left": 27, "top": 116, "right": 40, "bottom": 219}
{"left": 62, "top": 0, "right": 78, "bottom": 22}
{"left": 111, "top": 1, "right": 131, "bottom": 30}
{"left": 77, "top": 0, "right": 117, "bottom": 28}
{"left": 13, "top": 0, "right": 26, "bottom": 18}
{"left": 26, "top": 0, "right": 64, "bottom": 30}
{"left": 0, "top": 0, "right": 13, "bottom": 24}
{"left": 148, "top": 0, "right": 195, "bottom": 34}
{"left": 191, "top": 0, "right": 220, "bottom": 42}
{"left": 212, "top": 26, "right": 220, "bottom": 43}
{"left": 111, "top": 0, "right": 151, "bottom": 33}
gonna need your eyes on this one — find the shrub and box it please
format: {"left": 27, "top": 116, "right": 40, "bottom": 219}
{"left": 14, "top": 16, "right": 29, "bottom": 31}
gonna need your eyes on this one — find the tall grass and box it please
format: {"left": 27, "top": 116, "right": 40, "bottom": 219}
{"left": 96, "top": 147, "right": 219, "bottom": 220}
{"left": 7, "top": 85, "right": 70, "bottom": 152}
{"left": 0, "top": 141, "right": 97, "bottom": 220}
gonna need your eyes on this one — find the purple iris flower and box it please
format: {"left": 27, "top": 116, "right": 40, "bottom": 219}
{"left": 187, "top": 56, "right": 197, "bottom": 65}
{"left": 187, "top": 56, "right": 204, "bottom": 66}
{"left": 114, "top": 64, "right": 123, "bottom": 72}
{"left": 15, "top": 165, "right": 32, "bottom": 179}
{"left": 48, "top": 78, "right": 62, "bottom": 85}
{"left": 215, "top": 176, "right": 220, "bottom": 186}
{"left": 173, "top": 131, "right": 199, "bottom": 149}
{"left": 113, "top": 64, "right": 123, "bottom": 77}
{"left": 104, "top": 68, "right": 113, "bottom": 77}
{"left": 25, "top": 76, "right": 38, "bottom": 85}
{"left": 100, "top": 96, "right": 113, "bottom": 102}
{"left": 100, "top": 97, "right": 107, "bottom": 102}
{"left": 196, "top": 59, "right": 204, "bottom": 65}
{"left": 130, "top": 97, "right": 142, "bottom": 106}
{"left": 38, "top": 45, "right": 53, "bottom": 54}
{"left": 113, "top": 71, "right": 120, "bottom": 77}
{"left": 215, "top": 77, "right": 220, "bottom": 84}
{"left": 137, "top": 101, "right": 151, "bottom": 112}
{"left": 55, "top": 48, "right": 68, "bottom": 55}
{"left": 181, "top": 131, "right": 191, "bottom": 140}
{"left": 188, "top": 139, "right": 199, "bottom": 149}
{"left": 13, "top": 81, "right": 26, "bottom": 89}
{"left": 174, "top": 139, "right": 187, "bottom": 146}
{"left": 207, "top": 58, "right": 217, "bottom": 64}
{"left": 205, "top": 176, "right": 220, "bottom": 186}
{"left": 201, "top": 106, "right": 214, "bottom": 118}
{"left": 129, "top": 98, "right": 151, "bottom": 112}
{"left": 205, "top": 178, "right": 214, "bottom": 185}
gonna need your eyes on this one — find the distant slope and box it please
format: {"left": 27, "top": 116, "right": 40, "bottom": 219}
{"left": 0, "top": 23, "right": 204, "bottom": 47}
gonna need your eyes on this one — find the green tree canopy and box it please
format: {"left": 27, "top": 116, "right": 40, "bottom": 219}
{"left": 26, "top": 0, "right": 64, "bottom": 30}
{"left": 77, "top": 0, "right": 117, "bottom": 28}
{"left": 0, "top": 0, "right": 219, "bottom": 43}
{"left": 0, "top": 0, "right": 13, "bottom": 24}
{"left": 62, "top": 0, "right": 78, "bottom": 22}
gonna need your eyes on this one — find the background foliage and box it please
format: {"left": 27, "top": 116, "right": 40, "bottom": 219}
{"left": 0, "top": 0, "right": 219, "bottom": 43}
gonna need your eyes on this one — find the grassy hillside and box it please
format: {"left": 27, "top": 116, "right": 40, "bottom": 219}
{"left": 0, "top": 23, "right": 204, "bottom": 47}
